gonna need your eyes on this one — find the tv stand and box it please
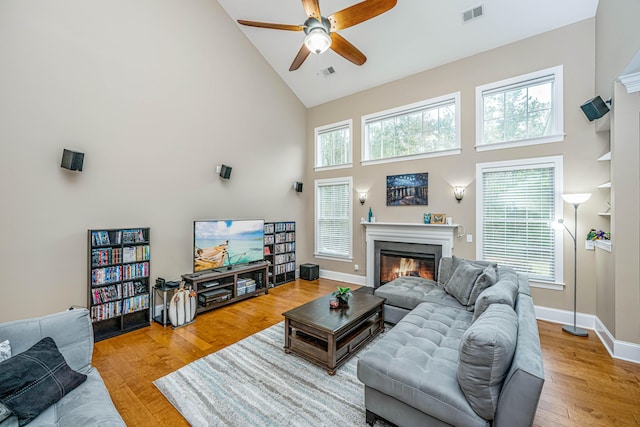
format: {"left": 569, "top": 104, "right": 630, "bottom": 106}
{"left": 182, "top": 261, "right": 269, "bottom": 314}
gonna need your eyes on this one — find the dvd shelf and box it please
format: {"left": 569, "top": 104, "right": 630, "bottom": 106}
{"left": 264, "top": 221, "right": 296, "bottom": 287}
{"left": 88, "top": 227, "right": 151, "bottom": 341}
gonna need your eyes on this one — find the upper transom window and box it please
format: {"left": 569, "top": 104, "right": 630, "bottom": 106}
{"left": 362, "top": 93, "right": 461, "bottom": 165}
{"left": 315, "top": 120, "right": 352, "bottom": 170}
{"left": 476, "top": 65, "right": 564, "bottom": 151}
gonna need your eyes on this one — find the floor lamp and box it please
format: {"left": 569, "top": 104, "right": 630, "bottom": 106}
{"left": 556, "top": 193, "right": 591, "bottom": 337}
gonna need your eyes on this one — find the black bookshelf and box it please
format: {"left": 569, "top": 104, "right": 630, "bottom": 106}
{"left": 88, "top": 227, "right": 150, "bottom": 341}
{"left": 264, "top": 222, "right": 296, "bottom": 287}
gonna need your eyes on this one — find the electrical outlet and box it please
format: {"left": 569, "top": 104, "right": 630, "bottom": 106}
{"left": 466, "top": 234, "right": 473, "bottom": 243}
{"left": 354, "top": 264, "right": 359, "bottom": 271}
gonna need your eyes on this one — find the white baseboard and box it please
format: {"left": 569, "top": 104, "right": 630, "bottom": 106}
{"left": 534, "top": 305, "right": 640, "bottom": 364}
{"left": 319, "top": 269, "right": 368, "bottom": 286}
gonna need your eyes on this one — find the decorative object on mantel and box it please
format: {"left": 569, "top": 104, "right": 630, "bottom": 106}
{"left": 453, "top": 186, "right": 465, "bottom": 202}
{"left": 331, "top": 286, "right": 352, "bottom": 307}
{"left": 368, "top": 207, "right": 373, "bottom": 222}
{"left": 431, "top": 213, "right": 446, "bottom": 224}
{"left": 552, "top": 193, "right": 591, "bottom": 337}
{"left": 386, "top": 173, "right": 428, "bottom": 206}
{"left": 424, "top": 213, "right": 431, "bottom": 224}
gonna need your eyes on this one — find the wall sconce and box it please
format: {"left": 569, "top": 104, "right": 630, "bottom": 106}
{"left": 453, "top": 186, "right": 465, "bottom": 203}
{"left": 358, "top": 192, "right": 368, "bottom": 205}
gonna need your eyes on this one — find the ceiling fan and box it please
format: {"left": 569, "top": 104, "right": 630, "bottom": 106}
{"left": 238, "top": 0, "right": 397, "bottom": 71}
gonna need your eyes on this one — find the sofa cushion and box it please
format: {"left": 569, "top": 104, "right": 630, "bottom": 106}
{"left": 375, "top": 277, "right": 463, "bottom": 311}
{"left": 457, "top": 304, "right": 518, "bottom": 420}
{"left": 0, "top": 337, "right": 87, "bottom": 426}
{"left": 358, "top": 302, "right": 487, "bottom": 427}
{"left": 467, "top": 265, "right": 498, "bottom": 310}
{"left": 473, "top": 279, "right": 519, "bottom": 322}
{"left": 0, "top": 341, "right": 10, "bottom": 423}
{"left": 445, "top": 261, "right": 484, "bottom": 306}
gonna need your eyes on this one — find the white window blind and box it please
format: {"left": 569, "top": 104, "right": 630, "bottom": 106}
{"left": 315, "top": 120, "right": 352, "bottom": 169}
{"left": 315, "top": 177, "right": 353, "bottom": 259}
{"left": 477, "top": 157, "right": 562, "bottom": 283}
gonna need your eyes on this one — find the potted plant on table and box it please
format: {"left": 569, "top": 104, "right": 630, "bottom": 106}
{"left": 332, "top": 286, "right": 353, "bottom": 307}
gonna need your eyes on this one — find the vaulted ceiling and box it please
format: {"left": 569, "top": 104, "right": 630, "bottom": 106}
{"left": 217, "top": 0, "right": 599, "bottom": 107}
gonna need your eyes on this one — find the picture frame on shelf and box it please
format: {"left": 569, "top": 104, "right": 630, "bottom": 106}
{"left": 431, "top": 214, "right": 446, "bottom": 224}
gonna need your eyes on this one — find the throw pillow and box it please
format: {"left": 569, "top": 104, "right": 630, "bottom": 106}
{"left": 473, "top": 279, "right": 519, "bottom": 322}
{"left": 457, "top": 304, "right": 518, "bottom": 420}
{"left": 466, "top": 265, "right": 498, "bottom": 311}
{"left": 444, "top": 260, "right": 484, "bottom": 305}
{"left": 0, "top": 337, "right": 87, "bottom": 426}
{"left": 0, "top": 340, "right": 11, "bottom": 422}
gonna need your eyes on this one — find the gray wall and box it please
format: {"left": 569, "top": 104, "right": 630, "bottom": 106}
{"left": 0, "top": 0, "right": 307, "bottom": 322}
{"left": 305, "top": 19, "right": 606, "bottom": 317}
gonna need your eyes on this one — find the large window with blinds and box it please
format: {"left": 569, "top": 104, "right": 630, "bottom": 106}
{"left": 314, "top": 177, "right": 353, "bottom": 260}
{"left": 476, "top": 65, "right": 564, "bottom": 151}
{"left": 315, "top": 120, "right": 352, "bottom": 170}
{"left": 476, "top": 156, "right": 563, "bottom": 285}
{"left": 362, "top": 92, "right": 461, "bottom": 165}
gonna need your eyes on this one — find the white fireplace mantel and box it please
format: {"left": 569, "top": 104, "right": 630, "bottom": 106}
{"left": 362, "top": 222, "right": 458, "bottom": 287}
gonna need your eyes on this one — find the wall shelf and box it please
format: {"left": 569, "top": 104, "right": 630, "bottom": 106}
{"left": 598, "top": 152, "right": 611, "bottom": 161}
{"left": 598, "top": 181, "right": 612, "bottom": 188}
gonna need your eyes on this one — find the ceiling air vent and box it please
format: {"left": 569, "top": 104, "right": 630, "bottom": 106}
{"left": 462, "top": 4, "right": 484, "bottom": 23}
{"left": 318, "top": 66, "right": 336, "bottom": 77}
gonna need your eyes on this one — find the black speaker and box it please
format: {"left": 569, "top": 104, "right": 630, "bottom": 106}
{"left": 294, "top": 182, "right": 303, "bottom": 192}
{"left": 61, "top": 149, "right": 84, "bottom": 171}
{"left": 580, "top": 96, "right": 610, "bottom": 122}
{"left": 219, "top": 164, "right": 232, "bottom": 179}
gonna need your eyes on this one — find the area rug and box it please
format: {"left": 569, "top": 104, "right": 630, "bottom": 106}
{"left": 154, "top": 322, "right": 386, "bottom": 427}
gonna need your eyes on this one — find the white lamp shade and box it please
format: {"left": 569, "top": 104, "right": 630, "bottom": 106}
{"left": 304, "top": 28, "right": 332, "bottom": 54}
{"left": 562, "top": 193, "right": 591, "bottom": 205}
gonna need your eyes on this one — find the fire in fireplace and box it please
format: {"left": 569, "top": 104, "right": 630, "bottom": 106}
{"left": 374, "top": 241, "right": 442, "bottom": 288}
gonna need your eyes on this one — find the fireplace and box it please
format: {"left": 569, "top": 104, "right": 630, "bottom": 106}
{"left": 375, "top": 241, "right": 441, "bottom": 288}
{"left": 363, "top": 222, "right": 457, "bottom": 288}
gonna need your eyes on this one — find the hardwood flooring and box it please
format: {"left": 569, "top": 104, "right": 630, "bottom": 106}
{"left": 92, "top": 279, "right": 640, "bottom": 426}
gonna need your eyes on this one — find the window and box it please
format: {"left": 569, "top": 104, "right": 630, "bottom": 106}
{"left": 476, "top": 156, "right": 563, "bottom": 287}
{"left": 476, "top": 66, "right": 564, "bottom": 151}
{"left": 315, "top": 177, "right": 353, "bottom": 260}
{"left": 315, "top": 120, "right": 352, "bottom": 170}
{"left": 362, "top": 93, "right": 461, "bottom": 165}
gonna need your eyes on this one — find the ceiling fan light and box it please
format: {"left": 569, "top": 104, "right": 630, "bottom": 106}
{"left": 304, "top": 28, "right": 331, "bottom": 55}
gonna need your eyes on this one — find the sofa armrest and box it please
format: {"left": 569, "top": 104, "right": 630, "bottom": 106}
{"left": 0, "top": 309, "right": 94, "bottom": 374}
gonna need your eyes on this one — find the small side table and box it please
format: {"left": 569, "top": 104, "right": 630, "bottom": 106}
{"left": 151, "top": 282, "right": 179, "bottom": 327}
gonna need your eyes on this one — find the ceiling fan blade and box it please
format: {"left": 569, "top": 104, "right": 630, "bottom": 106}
{"left": 328, "top": 0, "right": 397, "bottom": 31}
{"left": 301, "top": 0, "right": 321, "bottom": 19}
{"left": 330, "top": 32, "right": 366, "bottom": 66}
{"left": 237, "top": 20, "right": 304, "bottom": 31}
{"left": 289, "top": 44, "right": 311, "bottom": 71}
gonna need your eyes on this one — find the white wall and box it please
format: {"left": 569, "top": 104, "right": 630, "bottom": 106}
{"left": 0, "top": 0, "right": 307, "bottom": 322}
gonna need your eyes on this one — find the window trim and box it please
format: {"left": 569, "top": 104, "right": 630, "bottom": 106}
{"left": 475, "top": 65, "right": 564, "bottom": 152}
{"left": 314, "top": 176, "right": 353, "bottom": 261}
{"left": 314, "top": 119, "right": 353, "bottom": 171}
{"left": 361, "top": 92, "right": 461, "bottom": 165}
{"left": 476, "top": 155, "right": 564, "bottom": 289}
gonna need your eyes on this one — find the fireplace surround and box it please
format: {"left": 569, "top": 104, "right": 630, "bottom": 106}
{"left": 363, "top": 222, "right": 457, "bottom": 288}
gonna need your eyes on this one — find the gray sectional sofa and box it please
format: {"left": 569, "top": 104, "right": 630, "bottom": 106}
{"left": 357, "top": 256, "right": 544, "bottom": 427}
{"left": 0, "top": 309, "right": 126, "bottom": 427}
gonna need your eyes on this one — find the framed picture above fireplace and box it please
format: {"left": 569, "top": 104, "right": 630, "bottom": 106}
{"left": 386, "top": 173, "right": 428, "bottom": 206}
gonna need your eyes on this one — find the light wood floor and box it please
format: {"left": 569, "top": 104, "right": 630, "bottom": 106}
{"left": 93, "top": 279, "right": 640, "bottom": 426}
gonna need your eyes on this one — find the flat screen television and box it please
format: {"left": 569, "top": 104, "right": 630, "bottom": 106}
{"left": 193, "top": 219, "right": 265, "bottom": 273}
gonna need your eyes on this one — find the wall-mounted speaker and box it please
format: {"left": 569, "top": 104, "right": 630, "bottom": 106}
{"left": 293, "top": 182, "right": 303, "bottom": 192}
{"left": 580, "top": 96, "right": 610, "bottom": 122}
{"left": 61, "top": 149, "right": 84, "bottom": 171}
{"left": 219, "top": 164, "right": 232, "bottom": 179}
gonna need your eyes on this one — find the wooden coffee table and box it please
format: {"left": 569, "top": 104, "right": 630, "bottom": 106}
{"left": 282, "top": 291, "right": 385, "bottom": 375}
